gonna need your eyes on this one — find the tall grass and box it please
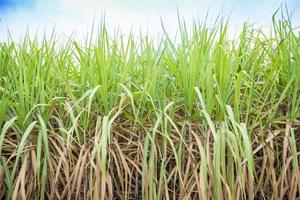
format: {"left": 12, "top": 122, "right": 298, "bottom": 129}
{"left": 0, "top": 10, "right": 299, "bottom": 199}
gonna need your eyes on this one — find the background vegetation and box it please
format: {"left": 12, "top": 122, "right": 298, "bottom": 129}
{"left": 0, "top": 9, "right": 299, "bottom": 199}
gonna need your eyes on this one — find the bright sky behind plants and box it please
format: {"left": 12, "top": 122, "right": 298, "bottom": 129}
{"left": 0, "top": 0, "right": 299, "bottom": 41}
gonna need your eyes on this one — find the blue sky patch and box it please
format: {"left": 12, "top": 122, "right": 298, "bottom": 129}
{"left": 0, "top": 0, "right": 35, "bottom": 10}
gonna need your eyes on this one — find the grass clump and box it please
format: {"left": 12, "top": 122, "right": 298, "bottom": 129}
{"left": 0, "top": 10, "right": 299, "bottom": 199}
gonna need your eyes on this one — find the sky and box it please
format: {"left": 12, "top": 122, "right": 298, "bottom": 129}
{"left": 0, "top": 0, "right": 299, "bottom": 41}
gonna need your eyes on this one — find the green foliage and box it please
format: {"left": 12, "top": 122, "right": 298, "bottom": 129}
{"left": 0, "top": 10, "right": 299, "bottom": 199}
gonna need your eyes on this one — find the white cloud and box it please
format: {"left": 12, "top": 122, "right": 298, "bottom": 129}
{"left": 0, "top": 0, "right": 299, "bottom": 42}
